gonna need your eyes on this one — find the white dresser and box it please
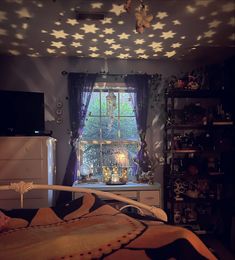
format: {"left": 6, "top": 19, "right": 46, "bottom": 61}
{"left": 73, "top": 182, "right": 161, "bottom": 211}
{"left": 0, "top": 136, "right": 56, "bottom": 209}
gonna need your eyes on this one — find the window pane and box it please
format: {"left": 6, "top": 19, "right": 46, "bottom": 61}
{"left": 102, "top": 143, "right": 139, "bottom": 177}
{"left": 88, "top": 92, "right": 100, "bottom": 116}
{"left": 120, "top": 117, "right": 139, "bottom": 140}
{"left": 101, "top": 91, "right": 118, "bottom": 116}
{"left": 82, "top": 116, "right": 100, "bottom": 140}
{"left": 120, "top": 92, "right": 135, "bottom": 116}
{"left": 101, "top": 116, "right": 118, "bottom": 140}
{"left": 81, "top": 144, "right": 101, "bottom": 176}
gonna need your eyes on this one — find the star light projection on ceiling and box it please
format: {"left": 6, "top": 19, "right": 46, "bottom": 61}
{"left": 0, "top": 0, "right": 234, "bottom": 60}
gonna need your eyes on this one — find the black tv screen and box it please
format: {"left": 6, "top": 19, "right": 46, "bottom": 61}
{"left": 0, "top": 90, "right": 45, "bottom": 135}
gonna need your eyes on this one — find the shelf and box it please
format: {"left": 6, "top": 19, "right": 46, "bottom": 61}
{"left": 166, "top": 122, "right": 234, "bottom": 129}
{"left": 165, "top": 89, "right": 225, "bottom": 98}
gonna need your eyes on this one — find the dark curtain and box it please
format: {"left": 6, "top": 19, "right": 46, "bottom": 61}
{"left": 57, "top": 73, "right": 97, "bottom": 204}
{"left": 124, "top": 74, "right": 152, "bottom": 173}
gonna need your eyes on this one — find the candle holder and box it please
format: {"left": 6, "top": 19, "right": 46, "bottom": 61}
{"left": 103, "top": 166, "right": 128, "bottom": 185}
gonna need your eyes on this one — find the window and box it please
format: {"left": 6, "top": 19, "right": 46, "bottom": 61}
{"left": 79, "top": 83, "right": 140, "bottom": 182}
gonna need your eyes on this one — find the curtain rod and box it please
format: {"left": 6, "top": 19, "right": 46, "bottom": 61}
{"left": 61, "top": 71, "right": 159, "bottom": 77}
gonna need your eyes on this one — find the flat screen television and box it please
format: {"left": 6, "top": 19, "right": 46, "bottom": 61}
{"left": 0, "top": 90, "right": 45, "bottom": 136}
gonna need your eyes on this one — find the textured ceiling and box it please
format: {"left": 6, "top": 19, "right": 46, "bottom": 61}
{"left": 0, "top": 0, "right": 234, "bottom": 60}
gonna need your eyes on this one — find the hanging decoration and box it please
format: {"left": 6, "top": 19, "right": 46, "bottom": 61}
{"left": 106, "top": 91, "right": 117, "bottom": 130}
{"left": 124, "top": 0, "right": 153, "bottom": 34}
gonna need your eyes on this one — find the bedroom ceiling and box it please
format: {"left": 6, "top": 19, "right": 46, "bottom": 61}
{"left": 0, "top": 0, "right": 234, "bottom": 60}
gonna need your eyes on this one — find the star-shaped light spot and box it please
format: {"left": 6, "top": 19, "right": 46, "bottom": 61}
{"left": 76, "top": 50, "right": 82, "bottom": 54}
{"left": 149, "top": 41, "right": 162, "bottom": 48}
{"left": 55, "top": 21, "right": 61, "bottom": 26}
{"left": 197, "top": 35, "right": 202, "bottom": 40}
{"left": 91, "top": 2, "right": 103, "bottom": 9}
{"left": 47, "top": 48, "right": 56, "bottom": 54}
{"left": 89, "top": 46, "right": 99, "bottom": 52}
{"left": 15, "top": 33, "right": 23, "bottom": 39}
{"left": 117, "top": 53, "right": 131, "bottom": 59}
{"left": 173, "top": 20, "right": 181, "bottom": 25}
{"left": 110, "top": 44, "right": 121, "bottom": 50}
{"left": 104, "top": 38, "right": 115, "bottom": 44}
{"left": 186, "top": 5, "right": 196, "bottom": 13}
{"left": 181, "top": 36, "right": 186, "bottom": 39}
{"left": 164, "top": 50, "right": 176, "bottom": 58}
{"left": 0, "top": 11, "right": 7, "bottom": 22}
{"left": 160, "top": 30, "right": 176, "bottom": 39}
{"left": 59, "top": 12, "right": 64, "bottom": 16}
{"left": 195, "top": 0, "right": 212, "bottom": 7}
{"left": 60, "top": 51, "right": 66, "bottom": 55}
{"left": 11, "top": 42, "right": 19, "bottom": 46}
{"left": 81, "top": 24, "right": 99, "bottom": 33}
{"left": 22, "top": 23, "right": 28, "bottom": 29}
{"left": 118, "top": 21, "right": 124, "bottom": 25}
{"left": 152, "top": 22, "right": 165, "bottom": 30}
{"left": 28, "top": 53, "right": 40, "bottom": 57}
{"left": 99, "top": 34, "right": 105, "bottom": 38}
{"left": 153, "top": 47, "right": 163, "bottom": 53}
{"left": 204, "top": 30, "right": 216, "bottom": 38}
{"left": 92, "top": 38, "right": 98, "bottom": 42}
{"left": 229, "top": 33, "right": 235, "bottom": 41}
{"left": 156, "top": 12, "right": 168, "bottom": 19}
{"left": 118, "top": 33, "right": 130, "bottom": 39}
{"left": 89, "top": 53, "right": 99, "bottom": 58}
{"left": 66, "top": 19, "right": 78, "bottom": 26}
{"left": 135, "top": 39, "right": 145, "bottom": 44}
{"left": 222, "top": 2, "right": 235, "bottom": 12}
{"left": 51, "top": 30, "right": 68, "bottom": 39}
{"left": 103, "top": 28, "right": 114, "bottom": 34}
{"left": 135, "top": 48, "right": 145, "bottom": 54}
{"left": 9, "top": 49, "right": 20, "bottom": 55}
{"left": 0, "top": 29, "right": 7, "bottom": 35}
{"left": 72, "top": 33, "right": 84, "bottom": 40}
{"left": 208, "top": 20, "right": 221, "bottom": 28}
{"left": 104, "top": 50, "right": 114, "bottom": 55}
{"left": 51, "top": 41, "right": 65, "bottom": 48}
{"left": 101, "top": 17, "right": 112, "bottom": 24}
{"left": 15, "top": 7, "right": 32, "bottom": 18}
{"left": 210, "top": 12, "right": 218, "bottom": 16}
{"left": 200, "top": 16, "right": 205, "bottom": 20}
{"left": 138, "top": 54, "right": 149, "bottom": 59}
{"left": 125, "top": 48, "right": 130, "bottom": 51}
{"left": 228, "top": 17, "right": 235, "bottom": 26}
{"left": 171, "top": 43, "right": 182, "bottom": 48}
{"left": 71, "top": 42, "right": 81, "bottom": 48}
{"left": 148, "top": 34, "right": 155, "bottom": 38}
{"left": 110, "top": 4, "right": 125, "bottom": 16}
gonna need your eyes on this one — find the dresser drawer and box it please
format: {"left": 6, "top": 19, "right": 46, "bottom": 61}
{"left": 0, "top": 159, "right": 43, "bottom": 181}
{"left": 111, "top": 191, "right": 137, "bottom": 199}
{"left": 99, "top": 190, "right": 137, "bottom": 200}
{"left": 139, "top": 190, "right": 160, "bottom": 207}
{"left": 0, "top": 138, "right": 43, "bottom": 159}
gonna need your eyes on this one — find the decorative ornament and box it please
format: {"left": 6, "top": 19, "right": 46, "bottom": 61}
{"left": 106, "top": 91, "right": 117, "bottom": 130}
{"left": 135, "top": 4, "right": 153, "bottom": 34}
{"left": 124, "top": 0, "right": 153, "bottom": 34}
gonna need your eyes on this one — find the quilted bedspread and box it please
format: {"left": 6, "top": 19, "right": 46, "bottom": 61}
{"left": 0, "top": 193, "right": 217, "bottom": 260}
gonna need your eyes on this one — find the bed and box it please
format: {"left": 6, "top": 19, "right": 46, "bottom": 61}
{"left": 0, "top": 181, "right": 217, "bottom": 260}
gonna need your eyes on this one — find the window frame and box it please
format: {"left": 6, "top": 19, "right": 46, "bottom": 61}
{"left": 78, "top": 83, "right": 140, "bottom": 179}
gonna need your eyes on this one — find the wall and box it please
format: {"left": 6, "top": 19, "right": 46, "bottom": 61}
{"left": 0, "top": 55, "right": 200, "bottom": 197}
